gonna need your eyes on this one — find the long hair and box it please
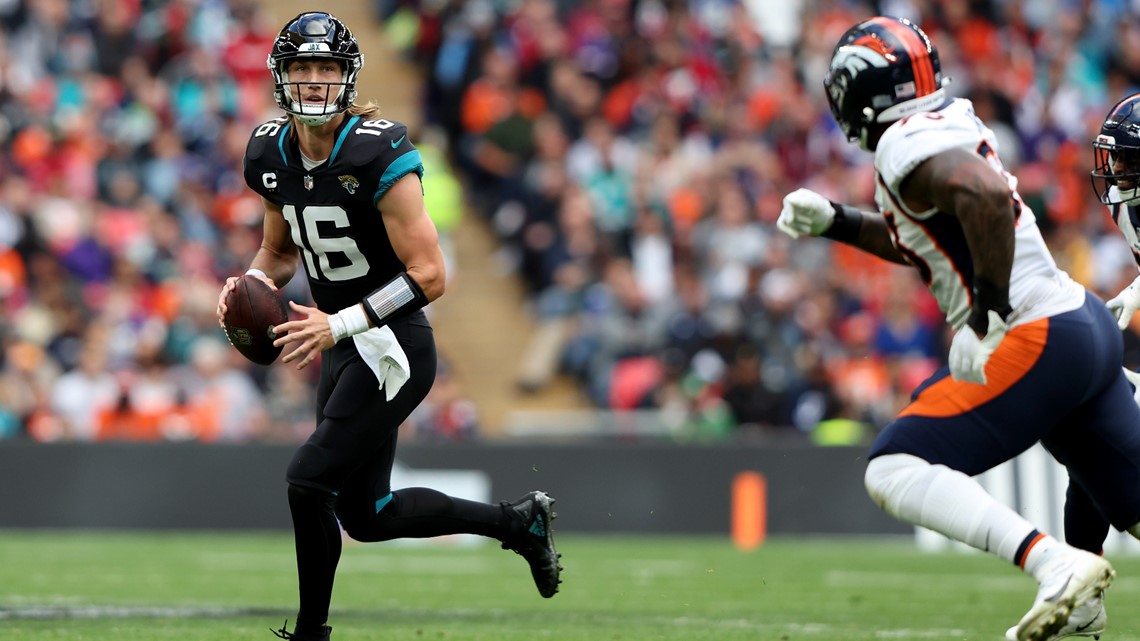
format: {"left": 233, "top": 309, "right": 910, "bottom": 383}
{"left": 347, "top": 101, "right": 382, "bottom": 119}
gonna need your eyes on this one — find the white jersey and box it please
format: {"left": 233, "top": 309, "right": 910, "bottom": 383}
{"left": 874, "top": 98, "right": 1085, "bottom": 330}
{"left": 1107, "top": 187, "right": 1140, "bottom": 269}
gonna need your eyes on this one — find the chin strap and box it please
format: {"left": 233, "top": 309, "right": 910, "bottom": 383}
{"left": 295, "top": 112, "right": 338, "bottom": 126}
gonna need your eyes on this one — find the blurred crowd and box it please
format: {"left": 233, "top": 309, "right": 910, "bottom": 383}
{"left": 0, "top": 0, "right": 472, "bottom": 443}
{"left": 382, "top": 0, "right": 1140, "bottom": 443}
{"left": 2, "top": 0, "right": 1140, "bottom": 445}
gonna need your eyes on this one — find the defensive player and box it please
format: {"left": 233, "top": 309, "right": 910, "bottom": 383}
{"left": 777, "top": 16, "right": 1140, "bottom": 641}
{"left": 215, "top": 13, "right": 561, "bottom": 641}
{"left": 1092, "top": 93, "right": 1140, "bottom": 335}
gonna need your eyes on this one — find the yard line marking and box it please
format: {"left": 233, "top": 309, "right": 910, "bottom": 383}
{"left": 0, "top": 605, "right": 290, "bottom": 620}
{"left": 826, "top": 570, "right": 1140, "bottom": 593}
{"left": 0, "top": 604, "right": 971, "bottom": 638}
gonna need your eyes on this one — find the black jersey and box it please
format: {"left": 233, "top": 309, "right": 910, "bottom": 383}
{"left": 242, "top": 115, "right": 424, "bottom": 312}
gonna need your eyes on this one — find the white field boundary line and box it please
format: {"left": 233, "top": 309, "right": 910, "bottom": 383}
{"left": 0, "top": 604, "right": 972, "bottom": 638}
{"left": 0, "top": 605, "right": 288, "bottom": 620}
{"left": 825, "top": 570, "right": 1140, "bottom": 593}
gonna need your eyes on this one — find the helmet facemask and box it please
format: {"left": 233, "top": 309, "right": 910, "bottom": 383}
{"left": 1092, "top": 135, "right": 1140, "bottom": 205}
{"left": 272, "top": 57, "right": 356, "bottom": 126}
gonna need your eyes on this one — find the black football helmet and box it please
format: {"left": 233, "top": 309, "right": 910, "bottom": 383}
{"left": 823, "top": 16, "right": 946, "bottom": 150}
{"left": 1092, "top": 93, "right": 1140, "bottom": 205}
{"left": 267, "top": 12, "right": 364, "bottom": 126}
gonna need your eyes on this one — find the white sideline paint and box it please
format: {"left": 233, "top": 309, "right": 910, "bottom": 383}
{"left": 915, "top": 444, "right": 1140, "bottom": 555}
{"left": 0, "top": 605, "right": 282, "bottom": 619}
{"left": 0, "top": 604, "right": 972, "bottom": 637}
{"left": 826, "top": 571, "right": 1140, "bottom": 594}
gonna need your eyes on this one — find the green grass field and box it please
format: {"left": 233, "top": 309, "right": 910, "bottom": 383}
{"left": 0, "top": 531, "right": 1137, "bottom": 641}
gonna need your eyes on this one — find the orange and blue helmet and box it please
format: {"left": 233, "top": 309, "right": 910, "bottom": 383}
{"left": 1092, "top": 93, "right": 1140, "bottom": 205}
{"left": 823, "top": 16, "right": 947, "bottom": 150}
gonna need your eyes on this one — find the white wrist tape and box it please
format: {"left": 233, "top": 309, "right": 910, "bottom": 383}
{"left": 245, "top": 268, "right": 268, "bottom": 280}
{"left": 328, "top": 304, "right": 370, "bottom": 343}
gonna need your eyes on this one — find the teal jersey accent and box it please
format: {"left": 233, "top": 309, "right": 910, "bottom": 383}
{"left": 372, "top": 149, "right": 424, "bottom": 206}
{"left": 277, "top": 122, "right": 291, "bottom": 164}
{"left": 328, "top": 116, "right": 361, "bottom": 165}
{"left": 374, "top": 493, "right": 394, "bottom": 514}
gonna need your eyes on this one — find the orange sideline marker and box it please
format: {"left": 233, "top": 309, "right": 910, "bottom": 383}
{"left": 731, "top": 471, "right": 767, "bottom": 550}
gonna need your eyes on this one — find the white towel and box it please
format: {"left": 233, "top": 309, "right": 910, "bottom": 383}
{"left": 352, "top": 325, "right": 410, "bottom": 401}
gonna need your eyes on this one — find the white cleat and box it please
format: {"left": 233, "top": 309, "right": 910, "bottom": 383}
{"left": 1005, "top": 596, "right": 1106, "bottom": 640}
{"left": 1008, "top": 549, "right": 1114, "bottom": 641}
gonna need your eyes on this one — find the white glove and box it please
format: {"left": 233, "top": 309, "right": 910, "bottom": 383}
{"left": 948, "top": 311, "right": 1008, "bottom": 385}
{"left": 1106, "top": 275, "right": 1140, "bottom": 330}
{"left": 777, "top": 188, "right": 836, "bottom": 239}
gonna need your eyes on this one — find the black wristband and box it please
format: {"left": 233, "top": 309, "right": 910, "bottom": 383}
{"left": 821, "top": 201, "right": 864, "bottom": 243}
{"left": 361, "top": 272, "right": 429, "bottom": 328}
{"left": 967, "top": 276, "right": 1012, "bottom": 335}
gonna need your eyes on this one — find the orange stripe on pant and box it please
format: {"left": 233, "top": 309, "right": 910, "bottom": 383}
{"left": 899, "top": 318, "right": 1049, "bottom": 418}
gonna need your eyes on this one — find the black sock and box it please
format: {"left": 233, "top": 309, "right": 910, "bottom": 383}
{"left": 288, "top": 483, "right": 341, "bottom": 630}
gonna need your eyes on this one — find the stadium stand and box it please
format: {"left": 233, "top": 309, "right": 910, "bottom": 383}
{"left": 382, "top": 0, "right": 1140, "bottom": 442}
{"left": 0, "top": 0, "right": 1137, "bottom": 444}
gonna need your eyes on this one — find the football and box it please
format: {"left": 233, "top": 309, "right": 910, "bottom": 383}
{"left": 223, "top": 274, "right": 289, "bottom": 366}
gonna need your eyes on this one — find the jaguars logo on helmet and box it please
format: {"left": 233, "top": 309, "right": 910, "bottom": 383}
{"left": 823, "top": 16, "right": 947, "bottom": 151}
{"left": 267, "top": 12, "right": 364, "bottom": 126}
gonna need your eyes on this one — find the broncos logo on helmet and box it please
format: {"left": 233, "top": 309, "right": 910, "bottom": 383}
{"left": 851, "top": 34, "right": 898, "bottom": 60}
{"left": 267, "top": 12, "right": 364, "bottom": 126}
{"left": 824, "top": 17, "right": 947, "bottom": 150}
{"left": 1092, "top": 93, "right": 1140, "bottom": 205}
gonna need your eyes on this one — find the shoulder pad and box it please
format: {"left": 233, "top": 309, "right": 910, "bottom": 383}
{"left": 246, "top": 117, "right": 290, "bottom": 163}
{"left": 340, "top": 117, "right": 414, "bottom": 169}
{"left": 876, "top": 102, "right": 982, "bottom": 192}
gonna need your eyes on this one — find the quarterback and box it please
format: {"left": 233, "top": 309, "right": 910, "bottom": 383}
{"left": 215, "top": 12, "right": 561, "bottom": 641}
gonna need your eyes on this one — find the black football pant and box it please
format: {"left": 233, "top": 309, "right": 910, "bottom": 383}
{"left": 283, "top": 314, "right": 509, "bottom": 632}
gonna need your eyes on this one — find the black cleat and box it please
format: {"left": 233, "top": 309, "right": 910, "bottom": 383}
{"left": 501, "top": 490, "right": 563, "bottom": 598}
{"left": 271, "top": 620, "right": 331, "bottom": 641}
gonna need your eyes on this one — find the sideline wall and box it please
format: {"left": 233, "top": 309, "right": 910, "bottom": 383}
{"left": 0, "top": 442, "right": 908, "bottom": 536}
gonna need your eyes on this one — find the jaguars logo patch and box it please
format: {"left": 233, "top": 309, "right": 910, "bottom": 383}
{"left": 339, "top": 175, "right": 360, "bottom": 195}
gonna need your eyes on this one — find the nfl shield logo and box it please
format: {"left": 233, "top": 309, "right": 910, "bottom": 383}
{"left": 303, "top": 175, "right": 314, "bottom": 190}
